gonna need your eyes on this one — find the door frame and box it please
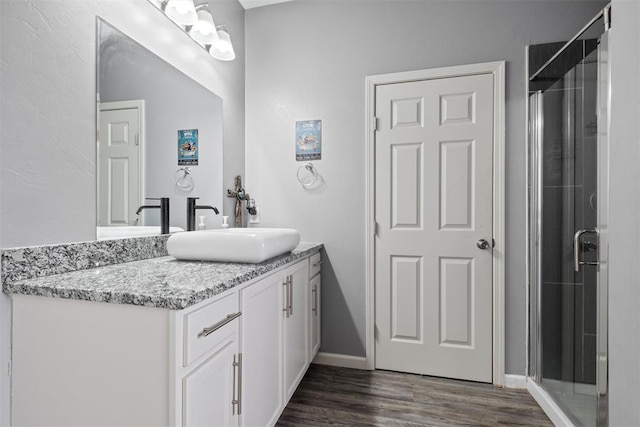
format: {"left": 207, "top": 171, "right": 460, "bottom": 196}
{"left": 97, "top": 99, "right": 146, "bottom": 227}
{"left": 364, "top": 61, "right": 506, "bottom": 385}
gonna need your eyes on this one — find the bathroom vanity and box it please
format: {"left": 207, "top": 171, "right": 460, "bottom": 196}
{"left": 4, "top": 241, "right": 322, "bottom": 426}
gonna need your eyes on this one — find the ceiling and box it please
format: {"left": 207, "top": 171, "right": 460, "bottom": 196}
{"left": 239, "top": 0, "right": 292, "bottom": 9}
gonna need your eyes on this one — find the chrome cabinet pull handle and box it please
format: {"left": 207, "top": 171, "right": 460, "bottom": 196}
{"left": 283, "top": 279, "right": 289, "bottom": 318}
{"left": 573, "top": 228, "right": 599, "bottom": 272}
{"left": 198, "top": 312, "right": 242, "bottom": 338}
{"left": 232, "top": 353, "right": 242, "bottom": 415}
{"left": 283, "top": 275, "right": 294, "bottom": 317}
{"left": 232, "top": 355, "right": 237, "bottom": 415}
{"left": 312, "top": 285, "right": 318, "bottom": 316}
{"left": 312, "top": 260, "right": 323, "bottom": 268}
{"left": 288, "top": 275, "right": 294, "bottom": 316}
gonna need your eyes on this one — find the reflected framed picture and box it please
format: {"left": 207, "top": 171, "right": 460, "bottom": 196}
{"left": 178, "top": 129, "right": 198, "bottom": 165}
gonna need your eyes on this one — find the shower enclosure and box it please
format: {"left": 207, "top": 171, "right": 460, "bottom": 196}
{"left": 528, "top": 5, "right": 610, "bottom": 426}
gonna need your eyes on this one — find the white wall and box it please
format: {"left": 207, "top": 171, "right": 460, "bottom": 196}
{"left": 0, "top": 0, "right": 245, "bottom": 424}
{"left": 245, "top": 0, "right": 606, "bottom": 373}
{"left": 608, "top": 0, "right": 640, "bottom": 423}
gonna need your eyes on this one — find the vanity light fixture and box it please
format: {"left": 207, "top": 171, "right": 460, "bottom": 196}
{"left": 149, "top": 0, "right": 235, "bottom": 61}
{"left": 165, "top": 0, "right": 198, "bottom": 26}
{"left": 189, "top": 9, "right": 218, "bottom": 45}
{"left": 210, "top": 26, "right": 236, "bottom": 61}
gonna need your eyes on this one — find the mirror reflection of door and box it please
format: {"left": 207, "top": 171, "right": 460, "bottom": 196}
{"left": 98, "top": 100, "right": 145, "bottom": 227}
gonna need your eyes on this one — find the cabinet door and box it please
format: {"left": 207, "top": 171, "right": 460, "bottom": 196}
{"left": 283, "top": 260, "right": 309, "bottom": 400}
{"left": 182, "top": 327, "right": 239, "bottom": 427}
{"left": 309, "top": 274, "right": 321, "bottom": 360}
{"left": 240, "top": 273, "right": 284, "bottom": 427}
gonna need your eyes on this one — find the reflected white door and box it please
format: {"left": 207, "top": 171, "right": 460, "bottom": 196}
{"left": 374, "top": 73, "right": 494, "bottom": 382}
{"left": 98, "top": 101, "right": 144, "bottom": 227}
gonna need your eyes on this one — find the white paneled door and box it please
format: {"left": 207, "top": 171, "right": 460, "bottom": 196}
{"left": 374, "top": 73, "right": 494, "bottom": 382}
{"left": 98, "top": 101, "right": 144, "bottom": 227}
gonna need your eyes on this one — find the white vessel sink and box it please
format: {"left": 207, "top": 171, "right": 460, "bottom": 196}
{"left": 166, "top": 228, "right": 301, "bottom": 263}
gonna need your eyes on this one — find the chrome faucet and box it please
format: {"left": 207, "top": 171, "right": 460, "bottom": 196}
{"left": 187, "top": 197, "right": 219, "bottom": 231}
{"left": 136, "top": 197, "right": 170, "bottom": 234}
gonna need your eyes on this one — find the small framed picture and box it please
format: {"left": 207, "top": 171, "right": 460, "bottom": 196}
{"left": 296, "top": 120, "right": 322, "bottom": 161}
{"left": 178, "top": 129, "right": 198, "bottom": 166}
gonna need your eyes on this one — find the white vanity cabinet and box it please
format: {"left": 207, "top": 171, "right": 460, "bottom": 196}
{"left": 178, "top": 293, "right": 242, "bottom": 427}
{"left": 240, "top": 258, "right": 309, "bottom": 427}
{"left": 309, "top": 252, "right": 322, "bottom": 360}
{"left": 12, "top": 294, "right": 175, "bottom": 427}
{"left": 240, "top": 270, "right": 285, "bottom": 427}
{"left": 181, "top": 325, "right": 239, "bottom": 427}
{"left": 9, "top": 251, "right": 320, "bottom": 427}
{"left": 283, "top": 259, "right": 310, "bottom": 400}
{"left": 11, "top": 289, "right": 243, "bottom": 427}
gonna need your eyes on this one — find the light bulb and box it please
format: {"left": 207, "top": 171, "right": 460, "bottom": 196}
{"left": 165, "top": 0, "right": 198, "bottom": 26}
{"left": 189, "top": 10, "right": 218, "bottom": 45}
{"left": 175, "top": 2, "right": 190, "bottom": 14}
{"left": 210, "top": 27, "right": 235, "bottom": 60}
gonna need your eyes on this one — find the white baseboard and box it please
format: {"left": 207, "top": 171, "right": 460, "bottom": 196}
{"left": 527, "top": 378, "right": 575, "bottom": 426}
{"left": 503, "top": 374, "right": 527, "bottom": 389}
{"left": 312, "top": 352, "right": 369, "bottom": 370}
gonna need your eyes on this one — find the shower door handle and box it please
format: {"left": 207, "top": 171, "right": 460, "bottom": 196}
{"left": 574, "top": 228, "right": 599, "bottom": 272}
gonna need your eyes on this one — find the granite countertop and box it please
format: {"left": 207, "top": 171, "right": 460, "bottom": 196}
{"left": 3, "top": 242, "right": 323, "bottom": 310}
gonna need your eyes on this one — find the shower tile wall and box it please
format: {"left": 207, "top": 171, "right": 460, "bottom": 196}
{"left": 541, "top": 47, "right": 598, "bottom": 386}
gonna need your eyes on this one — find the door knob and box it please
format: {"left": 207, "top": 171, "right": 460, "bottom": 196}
{"left": 477, "top": 239, "right": 490, "bottom": 250}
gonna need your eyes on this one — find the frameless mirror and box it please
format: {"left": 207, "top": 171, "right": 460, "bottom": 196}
{"left": 96, "top": 18, "right": 223, "bottom": 239}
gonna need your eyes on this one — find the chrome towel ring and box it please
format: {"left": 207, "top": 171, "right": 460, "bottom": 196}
{"left": 175, "top": 167, "right": 194, "bottom": 191}
{"left": 296, "top": 162, "right": 319, "bottom": 187}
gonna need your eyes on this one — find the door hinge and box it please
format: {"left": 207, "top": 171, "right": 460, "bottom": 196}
{"left": 135, "top": 134, "right": 140, "bottom": 146}
{"left": 374, "top": 222, "right": 379, "bottom": 237}
{"left": 373, "top": 117, "right": 379, "bottom": 132}
{"left": 374, "top": 324, "right": 379, "bottom": 340}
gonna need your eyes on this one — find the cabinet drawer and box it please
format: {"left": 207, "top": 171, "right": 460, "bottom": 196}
{"left": 309, "top": 252, "right": 322, "bottom": 278}
{"left": 184, "top": 293, "right": 239, "bottom": 367}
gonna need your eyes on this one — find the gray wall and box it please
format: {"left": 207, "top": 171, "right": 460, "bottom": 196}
{"left": 608, "top": 0, "right": 640, "bottom": 423}
{"left": 0, "top": 0, "right": 245, "bottom": 423}
{"left": 245, "top": 0, "right": 606, "bottom": 373}
{"left": 99, "top": 21, "right": 224, "bottom": 230}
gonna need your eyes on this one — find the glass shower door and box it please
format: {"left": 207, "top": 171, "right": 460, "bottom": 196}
{"left": 538, "top": 46, "right": 599, "bottom": 426}
{"left": 529, "top": 14, "right": 609, "bottom": 423}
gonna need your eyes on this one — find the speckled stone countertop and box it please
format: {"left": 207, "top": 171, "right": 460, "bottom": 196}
{"left": 3, "top": 242, "right": 323, "bottom": 310}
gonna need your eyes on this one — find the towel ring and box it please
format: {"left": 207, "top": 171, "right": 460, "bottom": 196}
{"left": 175, "top": 167, "right": 194, "bottom": 191}
{"left": 297, "top": 162, "right": 319, "bottom": 187}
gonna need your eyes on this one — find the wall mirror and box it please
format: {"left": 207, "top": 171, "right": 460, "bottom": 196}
{"left": 96, "top": 18, "right": 223, "bottom": 239}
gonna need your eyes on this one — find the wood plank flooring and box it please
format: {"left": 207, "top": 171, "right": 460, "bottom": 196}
{"left": 277, "top": 364, "right": 552, "bottom": 426}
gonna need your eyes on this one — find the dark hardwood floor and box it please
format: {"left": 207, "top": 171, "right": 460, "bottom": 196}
{"left": 277, "top": 364, "right": 552, "bottom": 426}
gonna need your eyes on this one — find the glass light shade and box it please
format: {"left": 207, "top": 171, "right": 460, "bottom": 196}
{"left": 165, "top": 0, "right": 198, "bottom": 26}
{"left": 188, "top": 10, "right": 218, "bottom": 45}
{"left": 210, "top": 28, "right": 235, "bottom": 61}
